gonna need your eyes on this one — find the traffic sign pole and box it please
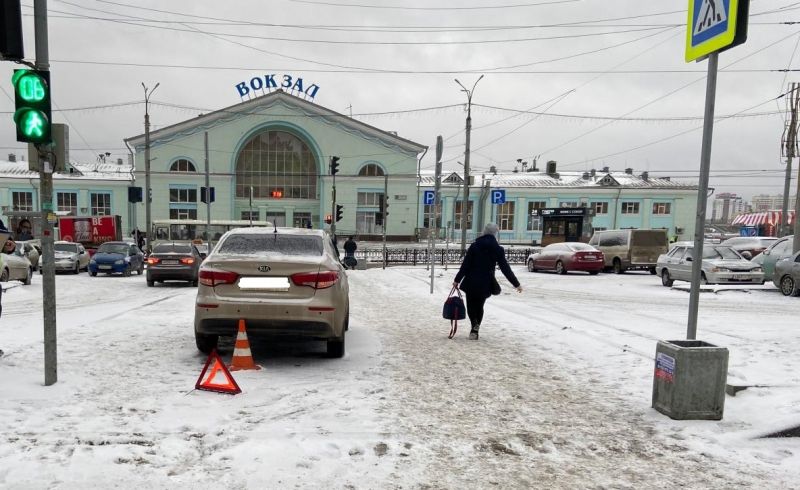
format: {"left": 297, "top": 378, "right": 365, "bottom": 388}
{"left": 687, "top": 52, "right": 718, "bottom": 341}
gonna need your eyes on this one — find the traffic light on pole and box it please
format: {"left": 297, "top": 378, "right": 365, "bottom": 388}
{"left": 329, "top": 156, "right": 340, "bottom": 175}
{"left": 336, "top": 204, "right": 344, "bottom": 222}
{"left": 201, "top": 186, "right": 215, "bottom": 204}
{"left": 12, "top": 69, "right": 52, "bottom": 144}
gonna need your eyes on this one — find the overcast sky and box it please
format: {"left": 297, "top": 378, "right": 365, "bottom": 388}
{"left": 2, "top": 0, "right": 800, "bottom": 201}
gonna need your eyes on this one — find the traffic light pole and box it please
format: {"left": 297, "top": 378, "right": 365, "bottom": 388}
{"left": 142, "top": 82, "right": 159, "bottom": 253}
{"left": 382, "top": 173, "right": 388, "bottom": 270}
{"left": 34, "top": 0, "right": 57, "bottom": 386}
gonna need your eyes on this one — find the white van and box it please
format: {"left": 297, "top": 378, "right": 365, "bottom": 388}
{"left": 588, "top": 229, "right": 669, "bottom": 274}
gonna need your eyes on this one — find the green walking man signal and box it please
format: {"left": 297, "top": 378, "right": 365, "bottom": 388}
{"left": 12, "top": 69, "right": 52, "bottom": 144}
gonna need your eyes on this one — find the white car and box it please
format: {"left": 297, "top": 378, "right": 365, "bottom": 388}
{"left": 1, "top": 245, "right": 33, "bottom": 285}
{"left": 39, "top": 241, "right": 91, "bottom": 274}
{"left": 657, "top": 244, "right": 764, "bottom": 287}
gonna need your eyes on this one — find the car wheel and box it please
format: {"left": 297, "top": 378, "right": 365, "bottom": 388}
{"left": 344, "top": 305, "right": 350, "bottom": 332}
{"left": 73, "top": 262, "right": 80, "bottom": 274}
{"left": 147, "top": 279, "right": 155, "bottom": 287}
{"left": 589, "top": 270, "right": 599, "bottom": 275}
{"left": 556, "top": 261, "right": 567, "bottom": 275}
{"left": 613, "top": 259, "right": 625, "bottom": 274}
{"left": 527, "top": 259, "right": 535, "bottom": 273}
{"left": 90, "top": 271, "right": 97, "bottom": 277}
{"left": 123, "top": 266, "right": 131, "bottom": 277}
{"left": 326, "top": 329, "right": 345, "bottom": 358}
{"left": 700, "top": 273, "right": 708, "bottom": 285}
{"left": 137, "top": 262, "right": 144, "bottom": 275}
{"left": 779, "top": 275, "right": 799, "bottom": 296}
{"left": 661, "top": 270, "right": 674, "bottom": 287}
{"left": 191, "top": 279, "right": 198, "bottom": 287}
{"left": 23, "top": 267, "right": 32, "bottom": 286}
{"left": 649, "top": 267, "right": 657, "bottom": 275}
{"left": 0, "top": 268, "right": 8, "bottom": 282}
{"left": 195, "top": 332, "right": 219, "bottom": 354}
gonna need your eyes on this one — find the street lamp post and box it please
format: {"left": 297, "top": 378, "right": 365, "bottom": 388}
{"left": 455, "top": 75, "right": 483, "bottom": 255}
{"left": 142, "top": 82, "right": 159, "bottom": 253}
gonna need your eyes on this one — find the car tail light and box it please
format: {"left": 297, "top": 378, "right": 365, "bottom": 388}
{"left": 199, "top": 267, "right": 239, "bottom": 287}
{"left": 180, "top": 257, "right": 195, "bottom": 265}
{"left": 291, "top": 271, "right": 339, "bottom": 289}
{"left": 147, "top": 257, "right": 160, "bottom": 265}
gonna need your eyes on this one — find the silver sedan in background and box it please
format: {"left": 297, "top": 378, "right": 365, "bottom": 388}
{"left": 39, "top": 241, "right": 90, "bottom": 274}
{"left": 773, "top": 250, "right": 800, "bottom": 296}
{"left": 657, "top": 244, "right": 764, "bottom": 286}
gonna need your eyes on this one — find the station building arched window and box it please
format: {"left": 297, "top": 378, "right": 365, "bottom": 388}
{"left": 235, "top": 130, "right": 317, "bottom": 199}
{"left": 358, "top": 163, "right": 385, "bottom": 177}
{"left": 169, "top": 159, "right": 196, "bottom": 172}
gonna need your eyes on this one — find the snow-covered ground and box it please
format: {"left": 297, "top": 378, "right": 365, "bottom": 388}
{"left": 1, "top": 265, "right": 798, "bottom": 488}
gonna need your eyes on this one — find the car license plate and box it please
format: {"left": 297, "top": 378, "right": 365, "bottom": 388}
{"left": 163, "top": 260, "right": 179, "bottom": 265}
{"left": 238, "top": 277, "right": 290, "bottom": 291}
{"left": 731, "top": 274, "right": 748, "bottom": 280}
{"left": 99, "top": 265, "right": 112, "bottom": 270}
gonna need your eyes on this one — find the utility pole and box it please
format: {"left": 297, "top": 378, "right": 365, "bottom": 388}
{"left": 430, "top": 136, "right": 443, "bottom": 292}
{"left": 34, "top": 0, "right": 57, "bottom": 386}
{"left": 382, "top": 173, "right": 388, "bottom": 269}
{"left": 782, "top": 83, "right": 800, "bottom": 240}
{"left": 204, "top": 131, "right": 212, "bottom": 247}
{"left": 142, "top": 81, "right": 159, "bottom": 253}
{"left": 455, "top": 75, "right": 483, "bottom": 255}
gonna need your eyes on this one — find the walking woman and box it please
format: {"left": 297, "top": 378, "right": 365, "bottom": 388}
{"left": 453, "top": 223, "right": 522, "bottom": 340}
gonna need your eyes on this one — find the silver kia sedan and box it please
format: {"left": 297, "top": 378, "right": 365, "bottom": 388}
{"left": 193, "top": 227, "right": 349, "bottom": 358}
{"left": 657, "top": 244, "right": 764, "bottom": 286}
{"left": 773, "top": 250, "right": 800, "bottom": 296}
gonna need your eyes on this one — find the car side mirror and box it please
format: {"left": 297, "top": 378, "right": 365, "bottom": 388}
{"left": 199, "top": 252, "right": 207, "bottom": 259}
{"left": 763, "top": 250, "right": 771, "bottom": 256}
{"left": 741, "top": 251, "right": 752, "bottom": 260}
{"left": 685, "top": 256, "right": 692, "bottom": 262}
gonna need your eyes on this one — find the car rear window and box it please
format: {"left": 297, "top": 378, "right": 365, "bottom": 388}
{"left": 97, "top": 243, "right": 129, "bottom": 254}
{"left": 568, "top": 243, "right": 595, "bottom": 251}
{"left": 153, "top": 244, "right": 193, "bottom": 254}
{"left": 632, "top": 231, "right": 667, "bottom": 246}
{"left": 217, "top": 234, "right": 324, "bottom": 256}
{"left": 54, "top": 243, "right": 78, "bottom": 253}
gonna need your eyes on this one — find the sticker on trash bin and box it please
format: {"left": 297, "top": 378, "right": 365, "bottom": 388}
{"left": 655, "top": 353, "right": 675, "bottom": 383}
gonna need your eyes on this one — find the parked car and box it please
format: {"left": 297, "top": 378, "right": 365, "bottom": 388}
{"left": 38, "top": 241, "right": 90, "bottom": 274}
{"left": 146, "top": 242, "right": 202, "bottom": 287}
{"left": 1, "top": 241, "right": 33, "bottom": 285}
{"left": 88, "top": 241, "right": 144, "bottom": 276}
{"left": 773, "top": 250, "right": 800, "bottom": 296}
{"left": 526, "top": 242, "right": 604, "bottom": 275}
{"left": 657, "top": 244, "right": 764, "bottom": 286}
{"left": 17, "top": 240, "right": 41, "bottom": 270}
{"left": 588, "top": 229, "right": 669, "bottom": 274}
{"left": 719, "top": 236, "right": 778, "bottom": 260}
{"left": 194, "top": 228, "right": 349, "bottom": 358}
{"left": 751, "top": 235, "right": 794, "bottom": 280}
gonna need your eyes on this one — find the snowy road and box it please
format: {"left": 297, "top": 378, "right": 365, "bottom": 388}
{"left": 1, "top": 267, "right": 798, "bottom": 488}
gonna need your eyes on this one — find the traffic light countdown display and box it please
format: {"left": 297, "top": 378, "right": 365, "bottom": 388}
{"left": 13, "top": 69, "right": 52, "bottom": 144}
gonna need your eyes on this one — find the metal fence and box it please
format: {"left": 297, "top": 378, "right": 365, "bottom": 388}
{"left": 353, "top": 247, "right": 535, "bottom": 266}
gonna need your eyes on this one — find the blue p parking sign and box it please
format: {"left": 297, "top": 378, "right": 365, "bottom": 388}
{"left": 423, "top": 190, "right": 436, "bottom": 205}
{"left": 491, "top": 189, "right": 506, "bottom": 204}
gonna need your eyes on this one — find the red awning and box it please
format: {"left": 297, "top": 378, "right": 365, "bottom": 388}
{"left": 732, "top": 210, "right": 796, "bottom": 226}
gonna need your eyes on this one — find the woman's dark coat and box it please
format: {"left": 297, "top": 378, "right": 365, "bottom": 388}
{"left": 454, "top": 234, "right": 520, "bottom": 299}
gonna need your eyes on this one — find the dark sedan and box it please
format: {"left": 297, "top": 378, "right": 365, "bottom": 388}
{"left": 719, "top": 236, "right": 778, "bottom": 260}
{"left": 146, "top": 243, "right": 202, "bottom": 287}
{"left": 527, "top": 242, "right": 605, "bottom": 275}
{"left": 89, "top": 241, "right": 144, "bottom": 276}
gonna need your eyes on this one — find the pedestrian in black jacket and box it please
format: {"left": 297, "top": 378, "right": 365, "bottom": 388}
{"left": 453, "top": 223, "right": 522, "bottom": 340}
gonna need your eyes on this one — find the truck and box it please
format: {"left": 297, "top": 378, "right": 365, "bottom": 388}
{"left": 57, "top": 215, "right": 123, "bottom": 255}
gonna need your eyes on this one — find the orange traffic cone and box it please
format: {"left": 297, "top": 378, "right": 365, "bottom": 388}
{"left": 229, "top": 319, "right": 261, "bottom": 371}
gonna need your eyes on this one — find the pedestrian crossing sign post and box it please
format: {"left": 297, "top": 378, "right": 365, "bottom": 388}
{"left": 685, "top": 0, "right": 749, "bottom": 62}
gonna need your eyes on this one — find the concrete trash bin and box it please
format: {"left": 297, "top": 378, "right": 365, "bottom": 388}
{"left": 652, "top": 340, "right": 729, "bottom": 420}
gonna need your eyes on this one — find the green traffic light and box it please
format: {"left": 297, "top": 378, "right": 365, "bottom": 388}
{"left": 18, "top": 109, "right": 47, "bottom": 140}
{"left": 14, "top": 72, "right": 47, "bottom": 103}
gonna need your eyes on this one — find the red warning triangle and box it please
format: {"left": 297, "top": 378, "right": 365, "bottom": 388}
{"left": 195, "top": 349, "right": 242, "bottom": 394}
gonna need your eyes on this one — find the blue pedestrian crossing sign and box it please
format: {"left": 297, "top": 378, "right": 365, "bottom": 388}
{"left": 423, "top": 190, "right": 436, "bottom": 205}
{"left": 685, "top": 0, "right": 748, "bottom": 62}
{"left": 491, "top": 189, "right": 506, "bottom": 204}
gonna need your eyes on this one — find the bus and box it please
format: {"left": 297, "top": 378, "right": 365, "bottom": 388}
{"left": 151, "top": 219, "right": 274, "bottom": 247}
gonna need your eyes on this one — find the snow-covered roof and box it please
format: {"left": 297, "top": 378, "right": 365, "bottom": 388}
{"left": 0, "top": 160, "right": 134, "bottom": 182}
{"left": 419, "top": 170, "right": 696, "bottom": 189}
